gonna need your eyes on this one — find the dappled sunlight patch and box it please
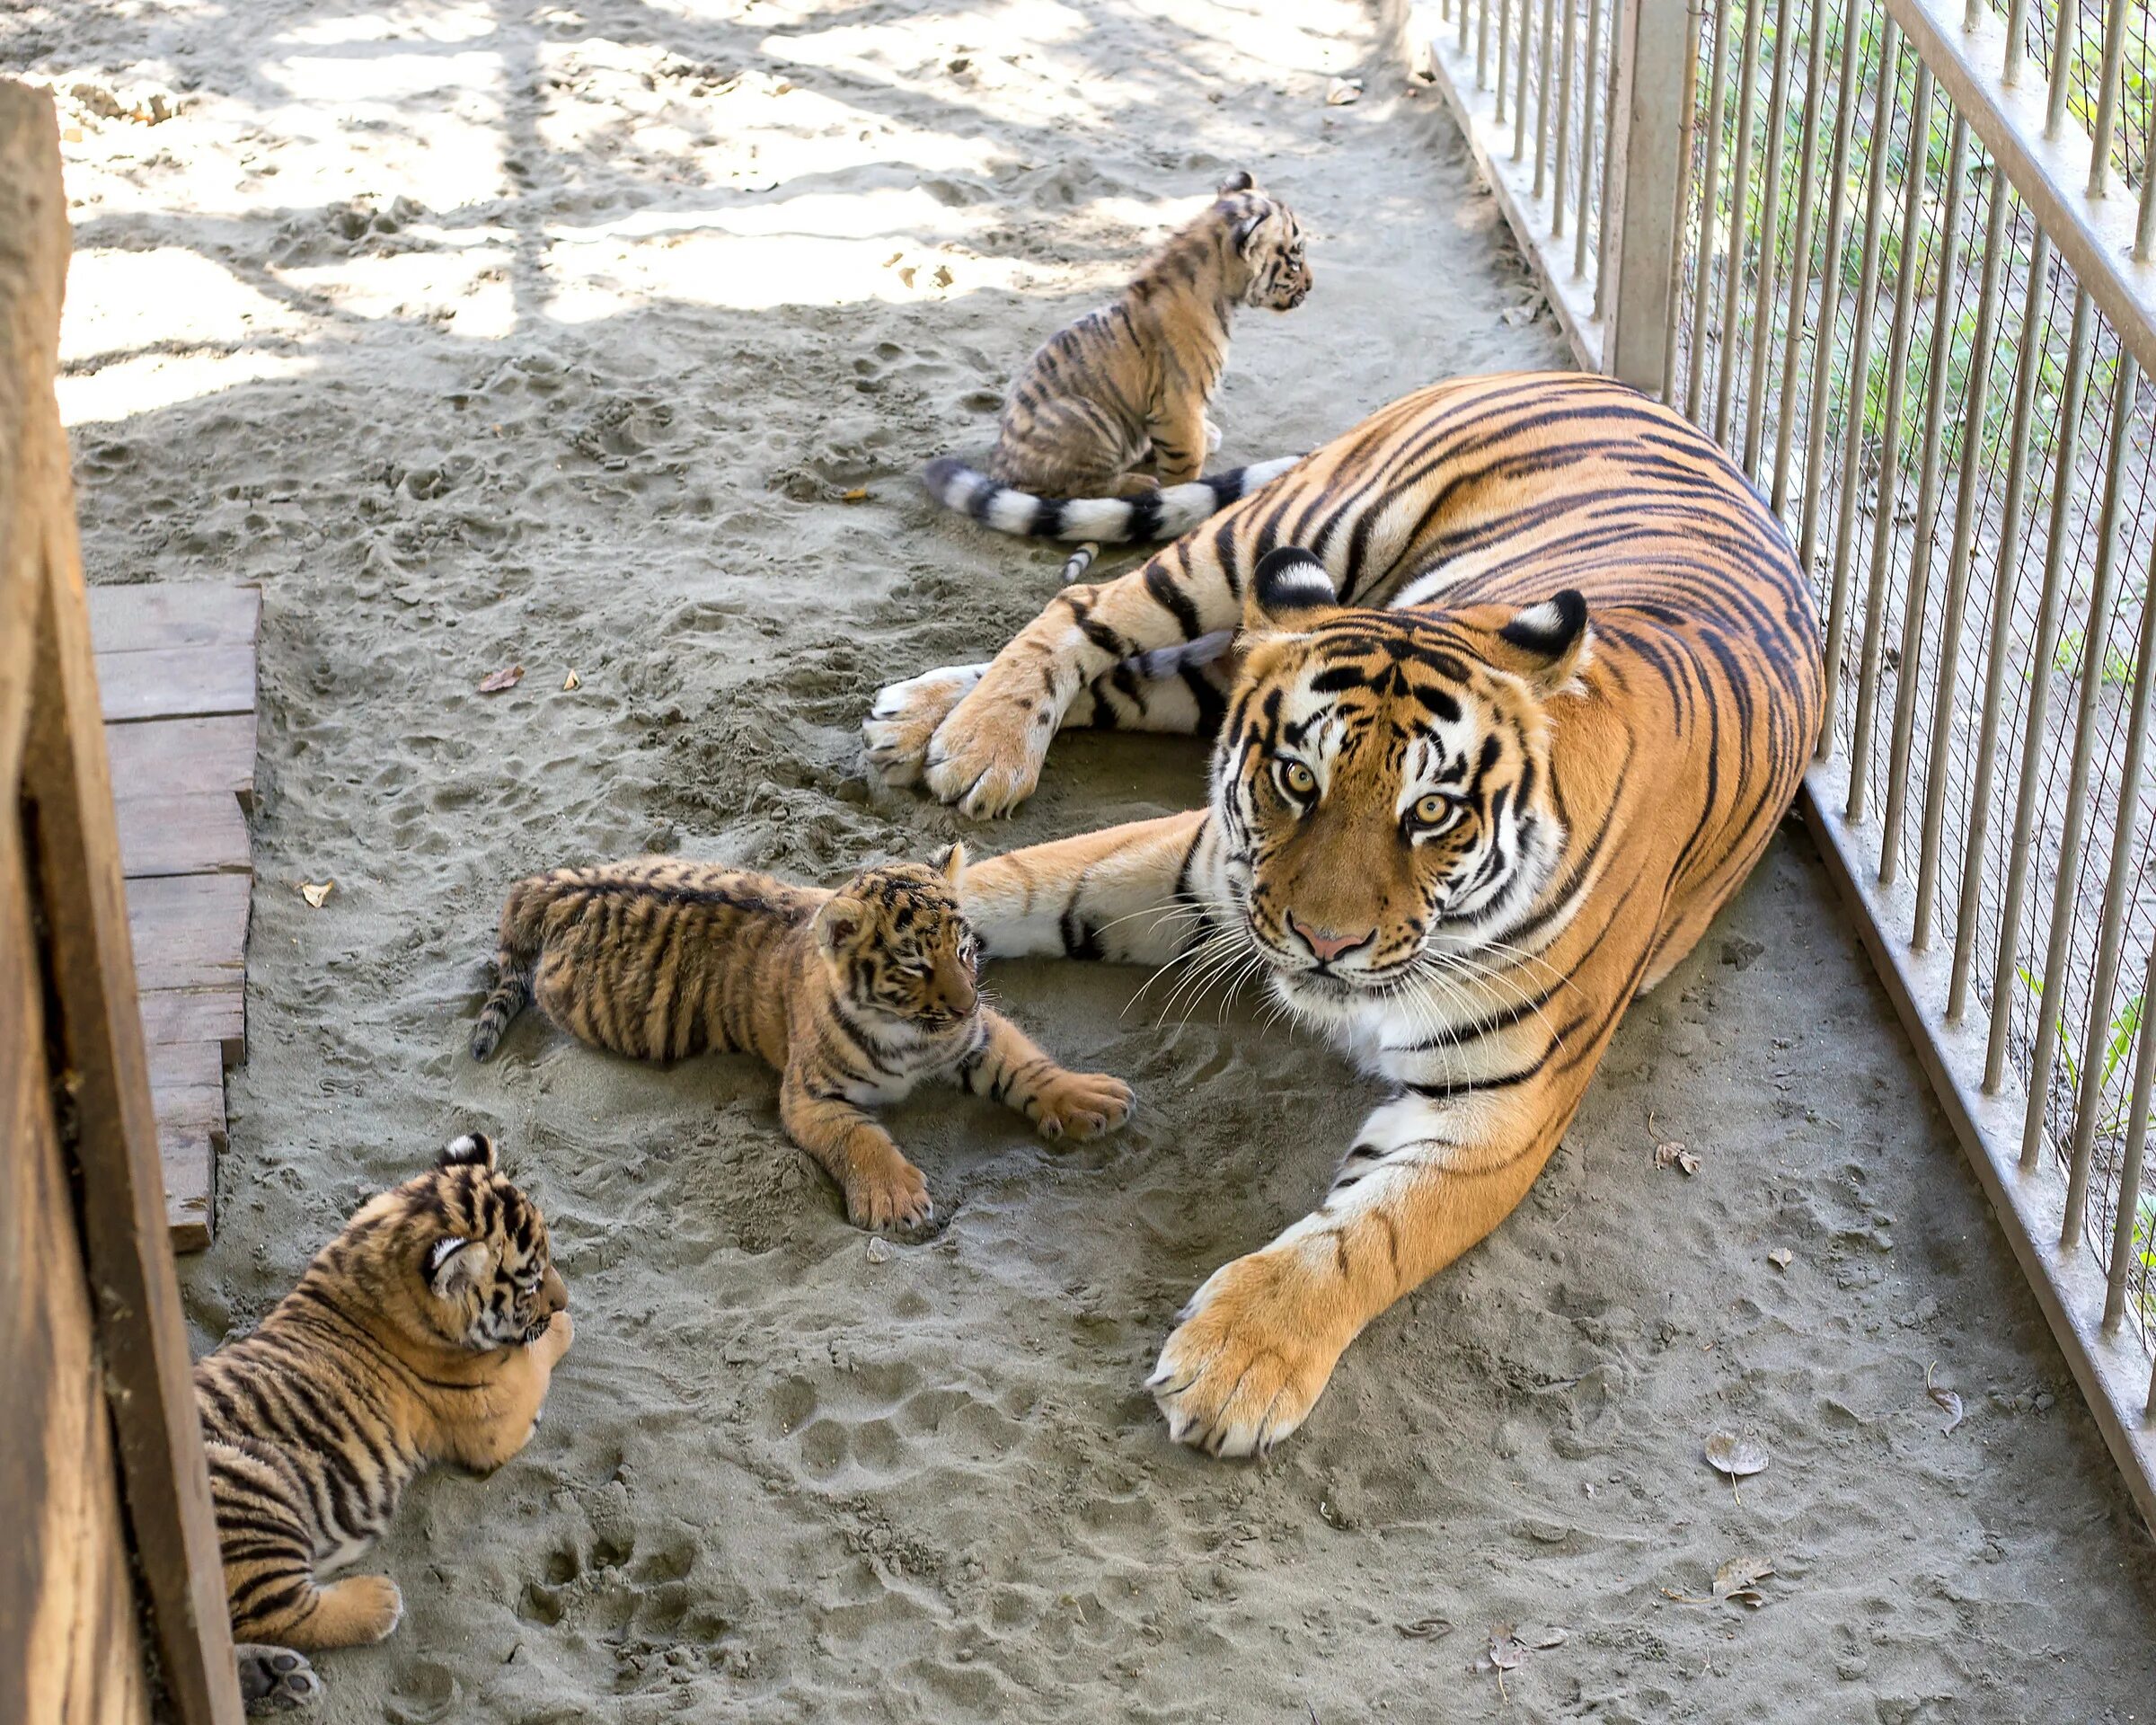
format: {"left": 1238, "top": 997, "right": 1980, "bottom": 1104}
{"left": 58, "top": 348, "right": 317, "bottom": 427}
{"left": 278, "top": 244, "right": 517, "bottom": 336}
{"left": 62, "top": 245, "right": 305, "bottom": 363}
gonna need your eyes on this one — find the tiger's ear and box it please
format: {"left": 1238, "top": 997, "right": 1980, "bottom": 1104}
{"left": 429, "top": 1235, "right": 490, "bottom": 1300}
{"left": 815, "top": 898, "right": 866, "bottom": 953}
{"left": 1234, "top": 210, "right": 1267, "bottom": 253}
{"left": 1490, "top": 590, "right": 1593, "bottom": 693}
{"left": 1219, "top": 170, "right": 1257, "bottom": 195}
{"left": 1244, "top": 545, "right": 1344, "bottom": 634}
{"left": 935, "top": 842, "right": 968, "bottom": 889}
{"left": 438, "top": 1132, "right": 496, "bottom": 1172}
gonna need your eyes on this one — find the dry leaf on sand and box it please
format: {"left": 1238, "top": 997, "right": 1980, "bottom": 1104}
{"left": 561, "top": 668, "right": 581, "bottom": 691}
{"left": 1768, "top": 1247, "right": 1793, "bottom": 1270}
{"left": 1326, "top": 76, "right": 1364, "bottom": 105}
{"left": 299, "top": 880, "right": 333, "bottom": 908}
{"left": 1704, "top": 1431, "right": 1769, "bottom": 1502}
{"left": 1656, "top": 1140, "right": 1701, "bottom": 1176}
{"left": 479, "top": 664, "right": 525, "bottom": 694}
{"left": 1394, "top": 1616, "right": 1454, "bottom": 1641}
{"left": 1712, "top": 1556, "right": 1774, "bottom": 1607}
{"left": 841, "top": 488, "right": 869, "bottom": 502}
{"left": 1926, "top": 1362, "right": 1966, "bottom": 1434}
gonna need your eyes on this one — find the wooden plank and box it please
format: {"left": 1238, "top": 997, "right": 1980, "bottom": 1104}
{"left": 95, "top": 642, "right": 253, "bottom": 725}
{"left": 85, "top": 582, "right": 258, "bottom": 656}
{"left": 113, "top": 792, "right": 250, "bottom": 880}
{"left": 105, "top": 713, "right": 255, "bottom": 809}
{"left": 5, "top": 77, "right": 243, "bottom": 1725}
{"left": 137, "top": 986, "right": 243, "bottom": 1066}
{"left": 124, "top": 873, "right": 249, "bottom": 994}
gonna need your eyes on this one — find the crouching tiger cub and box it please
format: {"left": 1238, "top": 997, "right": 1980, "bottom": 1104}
{"left": 866, "top": 372, "right": 1824, "bottom": 1455}
{"left": 197, "top": 1132, "right": 570, "bottom": 1712}
{"left": 469, "top": 848, "right": 1134, "bottom": 1229}
{"left": 923, "top": 172, "right": 1311, "bottom": 547}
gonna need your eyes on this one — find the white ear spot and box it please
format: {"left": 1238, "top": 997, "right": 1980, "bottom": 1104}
{"left": 429, "top": 1237, "right": 468, "bottom": 1271}
{"left": 429, "top": 1236, "right": 490, "bottom": 1298}
{"left": 1511, "top": 600, "right": 1566, "bottom": 638}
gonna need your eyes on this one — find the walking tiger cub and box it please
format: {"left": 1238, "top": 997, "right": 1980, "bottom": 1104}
{"left": 923, "top": 172, "right": 1311, "bottom": 546}
{"left": 196, "top": 1132, "right": 571, "bottom": 1713}
{"left": 469, "top": 848, "right": 1135, "bottom": 1228}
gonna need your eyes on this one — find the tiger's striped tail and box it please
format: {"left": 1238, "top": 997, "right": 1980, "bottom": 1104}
{"left": 470, "top": 880, "right": 550, "bottom": 1060}
{"left": 922, "top": 455, "right": 1303, "bottom": 544}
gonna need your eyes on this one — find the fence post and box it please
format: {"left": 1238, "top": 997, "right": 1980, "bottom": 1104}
{"left": 1602, "top": 0, "right": 1691, "bottom": 391}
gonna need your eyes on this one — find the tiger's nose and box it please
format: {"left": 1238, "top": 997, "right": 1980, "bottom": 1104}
{"left": 1287, "top": 914, "right": 1375, "bottom": 963}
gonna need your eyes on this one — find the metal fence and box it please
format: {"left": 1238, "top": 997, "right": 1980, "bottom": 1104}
{"left": 1419, "top": 0, "right": 2156, "bottom": 1527}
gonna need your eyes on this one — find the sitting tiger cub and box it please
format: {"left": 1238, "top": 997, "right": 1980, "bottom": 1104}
{"left": 923, "top": 172, "right": 1311, "bottom": 546}
{"left": 469, "top": 847, "right": 1134, "bottom": 1229}
{"left": 196, "top": 1132, "right": 570, "bottom": 1714}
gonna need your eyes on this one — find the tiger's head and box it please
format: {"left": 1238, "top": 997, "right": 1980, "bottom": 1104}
{"left": 815, "top": 848, "right": 982, "bottom": 1031}
{"left": 1212, "top": 547, "right": 1588, "bottom": 1019}
{"left": 1215, "top": 172, "right": 1312, "bottom": 312}
{"left": 336, "top": 1132, "right": 567, "bottom": 1354}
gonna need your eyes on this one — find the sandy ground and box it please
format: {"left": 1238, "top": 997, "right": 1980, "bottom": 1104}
{"left": 11, "top": 0, "right": 2156, "bottom": 1717}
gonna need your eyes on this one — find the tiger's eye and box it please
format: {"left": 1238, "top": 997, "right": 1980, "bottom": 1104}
{"left": 1415, "top": 793, "right": 1454, "bottom": 824}
{"left": 1279, "top": 759, "right": 1317, "bottom": 797}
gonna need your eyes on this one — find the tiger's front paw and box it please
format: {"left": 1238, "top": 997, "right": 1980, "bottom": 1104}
{"left": 236, "top": 1645, "right": 321, "bottom": 1715}
{"left": 1204, "top": 416, "right": 1224, "bottom": 454}
{"left": 922, "top": 675, "right": 1056, "bottom": 818}
{"left": 862, "top": 663, "right": 988, "bottom": 786}
{"left": 1029, "top": 1069, "right": 1135, "bottom": 1141}
{"left": 841, "top": 1154, "right": 933, "bottom": 1232}
{"left": 1148, "top": 1252, "right": 1347, "bottom": 1458}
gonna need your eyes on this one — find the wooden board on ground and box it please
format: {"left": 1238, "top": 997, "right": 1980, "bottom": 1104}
{"left": 85, "top": 582, "right": 260, "bottom": 654}
{"left": 95, "top": 642, "right": 255, "bottom": 724}
{"left": 106, "top": 712, "right": 256, "bottom": 808}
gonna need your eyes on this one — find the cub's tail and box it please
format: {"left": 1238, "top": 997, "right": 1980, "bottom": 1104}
{"left": 921, "top": 455, "right": 1303, "bottom": 545}
{"left": 470, "top": 877, "right": 553, "bottom": 1061}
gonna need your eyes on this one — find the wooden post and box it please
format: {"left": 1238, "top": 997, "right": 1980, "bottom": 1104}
{"left": 0, "top": 79, "right": 244, "bottom": 1725}
{"left": 1603, "top": 0, "right": 1692, "bottom": 391}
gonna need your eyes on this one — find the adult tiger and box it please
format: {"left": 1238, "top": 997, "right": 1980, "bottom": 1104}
{"left": 862, "top": 372, "right": 1822, "bottom": 1455}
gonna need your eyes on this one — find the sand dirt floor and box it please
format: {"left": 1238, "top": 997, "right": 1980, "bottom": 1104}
{"left": 12, "top": 0, "right": 2156, "bottom": 1717}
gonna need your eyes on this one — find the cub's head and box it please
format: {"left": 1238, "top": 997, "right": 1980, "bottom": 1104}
{"left": 816, "top": 848, "right": 982, "bottom": 1030}
{"left": 337, "top": 1133, "right": 567, "bottom": 1353}
{"left": 1215, "top": 172, "right": 1312, "bottom": 312}
{"left": 1213, "top": 547, "right": 1587, "bottom": 1016}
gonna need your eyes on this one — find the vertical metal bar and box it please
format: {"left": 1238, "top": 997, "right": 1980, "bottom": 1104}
{"left": 1772, "top": 0, "right": 1833, "bottom": 509}
{"left": 1537, "top": 0, "right": 1560, "bottom": 194}
{"left": 1466, "top": 0, "right": 1476, "bottom": 52}
{"left": 1576, "top": 0, "right": 1604, "bottom": 276}
{"left": 2090, "top": 0, "right": 2131, "bottom": 194}
{"left": 1683, "top": 0, "right": 1732, "bottom": 422}
{"left": 1954, "top": 223, "right": 2054, "bottom": 1029}
{"left": 1798, "top": 0, "right": 1870, "bottom": 562}
{"left": 1656, "top": 0, "right": 1702, "bottom": 397}
{"left": 2018, "top": 341, "right": 2134, "bottom": 1174}
{"left": 1605, "top": 0, "right": 1693, "bottom": 390}
{"left": 1480, "top": 0, "right": 1493, "bottom": 88}
{"left": 2046, "top": 0, "right": 2078, "bottom": 138}
{"left": 1595, "top": 0, "right": 1626, "bottom": 319}
{"left": 2003, "top": 0, "right": 2030, "bottom": 85}
{"left": 2104, "top": 929, "right": 2156, "bottom": 1327}
{"left": 1715, "top": 0, "right": 1766, "bottom": 446}
{"left": 1498, "top": 0, "right": 1511, "bottom": 121}
{"left": 2063, "top": 495, "right": 2156, "bottom": 1248}
{"left": 1964, "top": 0, "right": 1985, "bottom": 28}
{"left": 1555, "top": 0, "right": 1580, "bottom": 235}
{"left": 1517, "top": 0, "right": 1536, "bottom": 158}
{"left": 2139, "top": 100, "right": 2156, "bottom": 258}
{"left": 1989, "top": 287, "right": 2094, "bottom": 1091}
{"left": 1818, "top": 20, "right": 1904, "bottom": 760}
{"left": 1743, "top": 0, "right": 1798, "bottom": 476}
{"left": 1845, "top": 60, "right": 1934, "bottom": 824}
{"left": 1881, "top": 113, "right": 1968, "bottom": 885}
{"left": 1916, "top": 169, "right": 2010, "bottom": 953}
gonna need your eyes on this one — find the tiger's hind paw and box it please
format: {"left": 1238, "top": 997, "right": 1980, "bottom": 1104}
{"left": 862, "top": 663, "right": 988, "bottom": 785}
{"left": 236, "top": 1645, "right": 322, "bottom": 1714}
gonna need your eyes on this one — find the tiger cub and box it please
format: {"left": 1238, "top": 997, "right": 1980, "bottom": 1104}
{"left": 468, "top": 847, "right": 1135, "bottom": 1229}
{"left": 923, "top": 172, "right": 1311, "bottom": 545}
{"left": 196, "top": 1133, "right": 570, "bottom": 1714}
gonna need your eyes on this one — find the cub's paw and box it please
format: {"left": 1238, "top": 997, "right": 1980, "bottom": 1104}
{"left": 1030, "top": 1070, "right": 1135, "bottom": 1141}
{"left": 862, "top": 663, "right": 987, "bottom": 786}
{"left": 922, "top": 681, "right": 1056, "bottom": 818}
{"left": 1204, "top": 416, "right": 1224, "bottom": 454}
{"left": 318, "top": 1573, "right": 404, "bottom": 1643}
{"left": 1148, "top": 1252, "right": 1345, "bottom": 1458}
{"left": 843, "top": 1156, "right": 933, "bottom": 1232}
{"left": 236, "top": 1645, "right": 321, "bottom": 1715}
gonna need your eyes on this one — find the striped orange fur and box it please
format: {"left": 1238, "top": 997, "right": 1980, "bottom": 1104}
{"left": 922, "top": 172, "right": 1311, "bottom": 544}
{"left": 471, "top": 849, "right": 1134, "bottom": 1227}
{"left": 866, "top": 372, "right": 1823, "bottom": 1454}
{"left": 196, "top": 1133, "right": 570, "bottom": 1704}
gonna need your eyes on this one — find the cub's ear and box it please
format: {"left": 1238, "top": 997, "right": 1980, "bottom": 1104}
{"left": 935, "top": 841, "right": 968, "bottom": 889}
{"left": 1244, "top": 545, "right": 1344, "bottom": 633}
{"left": 1492, "top": 590, "right": 1593, "bottom": 693}
{"left": 815, "top": 898, "right": 866, "bottom": 953}
{"left": 428, "top": 1235, "right": 490, "bottom": 1300}
{"left": 1235, "top": 211, "right": 1266, "bottom": 252}
{"left": 1219, "top": 170, "right": 1257, "bottom": 195}
{"left": 438, "top": 1132, "right": 496, "bottom": 1172}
